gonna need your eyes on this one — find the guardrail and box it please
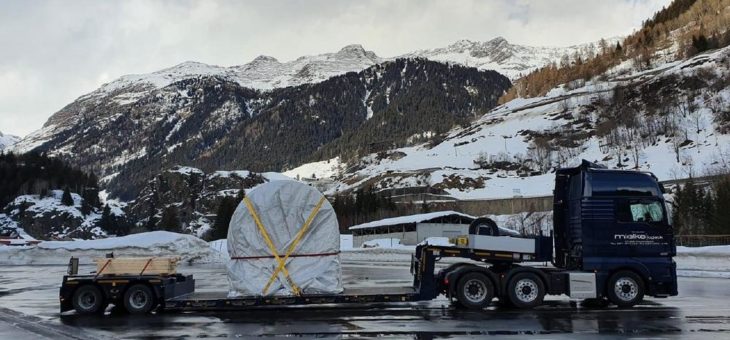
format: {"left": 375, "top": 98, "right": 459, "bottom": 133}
{"left": 676, "top": 235, "right": 730, "bottom": 247}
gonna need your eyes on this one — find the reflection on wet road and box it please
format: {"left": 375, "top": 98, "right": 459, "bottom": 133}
{"left": 1, "top": 262, "right": 729, "bottom": 338}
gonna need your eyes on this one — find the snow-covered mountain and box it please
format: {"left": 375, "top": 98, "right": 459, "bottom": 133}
{"left": 82, "top": 44, "right": 382, "bottom": 101}
{"left": 13, "top": 58, "right": 510, "bottom": 200}
{"left": 69, "top": 37, "right": 604, "bottom": 105}
{"left": 403, "top": 37, "right": 621, "bottom": 80}
{"left": 11, "top": 37, "right": 610, "bottom": 157}
{"left": 292, "top": 45, "right": 730, "bottom": 199}
{"left": 0, "top": 131, "right": 20, "bottom": 151}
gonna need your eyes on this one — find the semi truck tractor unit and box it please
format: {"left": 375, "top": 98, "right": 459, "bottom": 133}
{"left": 59, "top": 160, "right": 677, "bottom": 314}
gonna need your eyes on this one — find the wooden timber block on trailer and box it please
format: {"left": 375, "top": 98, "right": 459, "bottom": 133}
{"left": 93, "top": 257, "right": 180, "bottom": 276}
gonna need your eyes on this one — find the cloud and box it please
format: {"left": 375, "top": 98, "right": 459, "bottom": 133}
{"left": 0, "top": 0, "right": 670, "bottom": 137}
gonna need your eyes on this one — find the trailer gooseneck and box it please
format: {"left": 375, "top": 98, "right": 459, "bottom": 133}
{"left": 60, "top": 160, "right": 677, "bottom": 314}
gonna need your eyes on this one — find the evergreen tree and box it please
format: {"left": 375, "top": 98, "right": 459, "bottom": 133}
{"left": 159, "top": 206, "right": 181, "bottom": 232}
{"left": 210, "top": 196, "right": 239, "bottom": 240}
{"left": 98, "top": 204, "right": 116, "bottom": 234}
{"left": 710, "top": 176, "right": 730, "bottom": 234}
{"left": 145, "top": 214, "right": 158, "bottom": 231}
{"left": 80, "top": 200, "right": 92, "bottom": 216}
{"left": 99, "top": 204, "right": 131, "bottom": 236}
{"left": 61, "top": 187, "right": 74, "bottom": 206}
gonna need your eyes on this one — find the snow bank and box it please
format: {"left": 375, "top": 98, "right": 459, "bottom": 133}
{"left": 675, "top": 245, "right": 730, "bottom": 278}
{"left": 0, "top": 231, "right": 218, "bottom": 265}
{"left": 677, "top": 245, "right": 730, "bottom": 256}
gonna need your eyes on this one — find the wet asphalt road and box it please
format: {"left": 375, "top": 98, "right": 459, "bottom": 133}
{"left": 1, "top": 261, "right": 729, "bottom": 339}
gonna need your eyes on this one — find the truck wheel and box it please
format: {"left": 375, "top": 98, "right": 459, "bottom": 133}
{"left": 72, "top": 285, "right": 105, "bottom": 315}
{"left": 507, "top": 272, "right": 545, "bottom": 309}
{"left": 123, "top": 284, "right": 156, "bottom": 314}
{"left": 607, "top": 271, "right": 644, "bottom": 308}
{"left": 455, "top": 272, "right": 494, "bottom": 309}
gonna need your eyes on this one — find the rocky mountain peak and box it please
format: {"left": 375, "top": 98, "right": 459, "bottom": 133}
{"left": 335, "top": 44, "right": 379, "bottom": 62}
{"left": 251, "top": 55, "right": 280, "bottom": 64}
{"left": 488, "top": 36, "right": 508, "bottom": 44}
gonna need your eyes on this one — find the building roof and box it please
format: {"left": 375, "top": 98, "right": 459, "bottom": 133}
{"left": 349, "top": 211, "right": 475, "bottom": 230}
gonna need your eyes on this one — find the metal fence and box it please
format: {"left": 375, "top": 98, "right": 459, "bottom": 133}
{"left": 675, "top": 235, "right": 730, "bottom": 247}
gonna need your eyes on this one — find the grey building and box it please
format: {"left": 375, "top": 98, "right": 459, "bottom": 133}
{"left": 349, "top": 211, "right": 475, "bottom": 247}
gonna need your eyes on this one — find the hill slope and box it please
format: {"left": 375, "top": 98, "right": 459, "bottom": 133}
{"left": 297, "top": 45, "right": 730, "bottom": 199}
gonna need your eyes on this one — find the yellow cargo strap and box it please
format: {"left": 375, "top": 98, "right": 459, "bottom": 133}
{"left": 242, "top": 196, "right": 301, "bottom": 296}
{"left": 262, "top": 196, "right": 327, "bottom": 295}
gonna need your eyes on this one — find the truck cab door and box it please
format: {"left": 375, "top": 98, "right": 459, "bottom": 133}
{"left": 611, "top": 198, "right": 673, "bottom": 256}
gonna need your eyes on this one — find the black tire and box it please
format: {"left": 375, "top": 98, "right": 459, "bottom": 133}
{"left": 468, "top": 218, "right": 499, "bottom": 236}
{"left": 123, "top": 284, "right": 156, "bottom": 315}
{"left": 72, "top": 284, "right": 105, "bottom": 315}
{"left": 455, "top": 272, "right": 494, "bottom": 310}
{"left": 606, "top": 271, "right": 645, "bottom": 308}
{"left": 507, "top": 272, "right": 546, "bottom": 309}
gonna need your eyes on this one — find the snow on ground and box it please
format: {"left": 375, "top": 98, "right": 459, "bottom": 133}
{"left": 283, "top": 157, "right": 343, "bottom": 180}
{"left": 0, "top": 231, "right": 219, "bottom": 265}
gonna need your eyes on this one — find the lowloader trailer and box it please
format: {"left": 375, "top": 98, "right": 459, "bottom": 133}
{"left": 60, "top": 160, "right": 677, "bottom": 314}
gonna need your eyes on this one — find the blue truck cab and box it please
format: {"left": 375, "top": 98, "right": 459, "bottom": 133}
{"left": 553, "top": 160, "right": 678, "bottom": 305}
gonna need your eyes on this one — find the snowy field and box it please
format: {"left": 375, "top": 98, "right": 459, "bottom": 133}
{"left": 1, "top": 231, "right": 727, "bottom": 278}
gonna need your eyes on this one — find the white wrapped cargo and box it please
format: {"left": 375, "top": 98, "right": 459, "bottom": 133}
{"left": 226, "top": 180, "right": 342, "bottom": 297}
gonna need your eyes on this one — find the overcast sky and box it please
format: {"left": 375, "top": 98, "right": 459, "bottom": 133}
{"left": 0, "top": 0, "right": 670, "bottom": 137}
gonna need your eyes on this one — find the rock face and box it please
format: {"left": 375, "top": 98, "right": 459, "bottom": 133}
{"left": 127, "top": 166, "right": 280, "bottom": 237}
{"left": 16, "top": 58, "right": 510, "bottom": 200}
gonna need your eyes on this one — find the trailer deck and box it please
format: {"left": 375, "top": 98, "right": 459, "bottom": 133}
{"left": 165, "top": 287, "right": 419, "bottom": 311}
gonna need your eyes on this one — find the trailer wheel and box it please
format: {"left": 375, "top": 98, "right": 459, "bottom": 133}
{"left": 507, "top": 272, "right": 545, "bottom": 309}
{"left": 607, "top": 271, "right": 644, "bottom": 308}
{"left": 123, "top": 284, "right": 156, "bottom": 314}
{"left": 455, "top": 272, "right": 493, "bottom": 309}
{"left": 72, "top": 284, "right": 105, "bottom": 315}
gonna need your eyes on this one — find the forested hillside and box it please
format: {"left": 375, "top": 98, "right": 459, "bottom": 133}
{"left": 500, "top": 0, "right": 730, "bottom": 102}
{"left": 0, "top": 152, "right": 100, "bottom": 209}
